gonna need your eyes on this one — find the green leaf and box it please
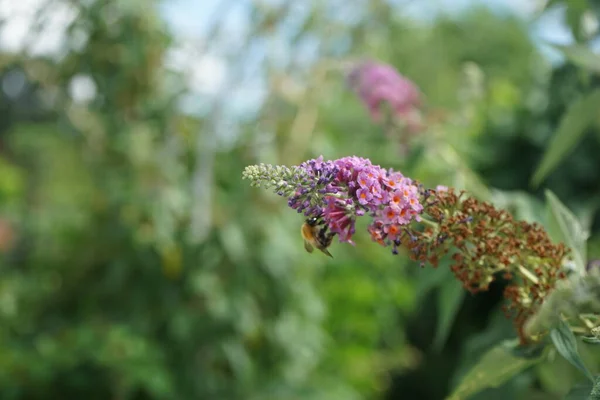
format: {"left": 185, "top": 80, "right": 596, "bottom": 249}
{"left": 218, "top": 222, "right": 247, "bottom": 264}
{"left": 553, "top": 44, "right": 600, "bottom": 74}
{"left": 591, "top": 376, "right": 600, "bottom": 398}
{"left": 532, "top": 89, "right": 600, "bottom": 186}
{"left": 510, "top": 341, "right": 548, "bottom": 360}
{"left": 404, "top": 140, "right": 426, "bottom": 170}
{"left": 433, "top": 278, "right": 464, "bottom": 350}
{"left": 563, "top": 376, "right": 600, "bottom": 400}
{"left": 415, "top": 256, "right": 454, "bottom": 300}
{"left": 563, "top": 0, "right": 589, "bottom": 42}
{"left": 491, "top": 189, "right": 545, "bottom": 225}
{"left": 446, "top": 340, "right": 542, "bottom": 400}
{"left": 545, "top": 190, "right": 588, "bottom": 274}
{"left": 564, "top": 381, "right": 594, "bottom": 400}
{"left": 550, "top": 319, "right": 595, "bottom": 383}
{"left": 582, "top": 336, "right": 600, "bottom": 345}
{"left": 540, "top": 0, "right": 561, "bottom": 12}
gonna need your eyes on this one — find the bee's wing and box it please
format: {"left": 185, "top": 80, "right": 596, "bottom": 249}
{"left": 304, "top": 240, "right": 314, "bottom": 253}
{"left": 320, "top": 248, "right": 333, "bottom": 258}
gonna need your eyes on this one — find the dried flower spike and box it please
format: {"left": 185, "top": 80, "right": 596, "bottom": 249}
{"left": 397, "top": 188, "right": 569, "bottom": 343}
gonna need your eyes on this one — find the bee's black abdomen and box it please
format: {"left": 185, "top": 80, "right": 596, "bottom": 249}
{"left": 316, "top": 225, "right": 334, "bottom": 247}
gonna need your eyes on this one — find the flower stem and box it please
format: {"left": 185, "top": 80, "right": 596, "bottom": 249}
{"left": 420, "top": 217, "right": 438, "bottom": 229}
{"left": 517, "top": 264, "right": 540, "bottom": 285}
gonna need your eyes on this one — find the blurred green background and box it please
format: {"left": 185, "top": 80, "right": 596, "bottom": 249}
{"left": 1, "top": 0, "right": 600, "bottom": 399}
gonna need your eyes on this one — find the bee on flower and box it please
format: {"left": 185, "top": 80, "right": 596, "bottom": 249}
{"left": 243, "top": 155, "right": 570, "bottom": 343}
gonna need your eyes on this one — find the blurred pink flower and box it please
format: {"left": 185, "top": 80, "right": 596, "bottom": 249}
{"left": 347, "top": 60, "right": 423, "bottom": 131}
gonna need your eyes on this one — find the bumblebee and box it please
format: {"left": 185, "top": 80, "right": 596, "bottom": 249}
{"left": 301, "top": 216, "right": 335, "bottom": 258}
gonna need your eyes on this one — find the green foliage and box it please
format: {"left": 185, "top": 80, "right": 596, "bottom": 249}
{"left": 554, "top": 44, "right": 600, "bottom": 75}
{"left": 0, "top": 157, "right": 24, "bottom": 204}
{"left": 550, "top": 320, "right": 596, "bottom": 383}
{"left": 1, "top": 0, "right": 600, "bottom": 399}
{"left": 545, "top": 190, "right": 589, "bottom": 274}
{"left": 583, "top": 337, "right": 600, "bottom": 345}
{"left": 433, "top": 273, "right": 465, "bottom": 351}
{"left": 564, "top": 381, "right": 596, "bottom": 400}
{"left": 447, "top": 340, "right": 544, "bottom": 400}
{"left": 592, "top": 377, "right": 600, "bottom": 399}
{"left": 532, "top": 90, "right": 600, "bottom": 187}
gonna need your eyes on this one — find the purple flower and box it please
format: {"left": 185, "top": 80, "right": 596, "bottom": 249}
{"left": 247, "top": 155, "right": 424, "bottom": 246}
{"left": 389, "top": 189, "right": 406, "bottom": 208}
{"left": 356, "top": 187, "right": 373, "bottom": 205}
{"left": 311, "top": 155, "right": 422, "bottom": 244}
{"left": 357, "top": 171, "right": 376, "bottom": 188}
{"left": 285, "top": 156, "right": 340, "bottom": 217}
{"left": 369, "top": 181, "right": 385, "bottom": 200}
{"left": 324, "top": 196, "right": 356, "bottom": 244}
{"left": 382, "top": 206, "right": 400, "bottom": 224}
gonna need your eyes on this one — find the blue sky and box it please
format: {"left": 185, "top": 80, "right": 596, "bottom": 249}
{"left": 0, "top": 0, "right": 585, "bottom": 124}
{"left": 157, "top": 0, "right": 577, "bottom": 117}
{"left": 0, "top": 0, "right": 584, "bottom": 135}
{"left": 0, "top": 0, "right": 578, "bottom": 116}
{"left": 159, "top": 0, "right": 573, "bottom": 43}
{"left": 160, "top": 0, "right": 247, "bottom": 38}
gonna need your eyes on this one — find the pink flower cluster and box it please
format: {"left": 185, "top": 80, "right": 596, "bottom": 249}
{"left": 347, "top": 60, "right": 423, "bottom": 131}
{"left": 320, "top": 156, "right": 423, "bottom": 245}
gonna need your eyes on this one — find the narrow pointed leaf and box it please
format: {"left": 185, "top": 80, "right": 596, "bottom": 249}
{"left": 433, "top": 278, "right": 464, "bottom": 350}
{"left": 591, "top": 376, "right": 600, "bottom": 398}
{"left": 532, "top": 89, "right": 600, "bottom": 186}
{"left": 564, "top": 381, "right": 594, "bottom": 400}
{"left": 545, "top": 190, "right": 588, "bottom": 275}
{"left": 550, "top": 319, "right": 595, "bottom": 383}
{"left": 446, "top": 340, "right": 542, "bottom": 400}
{"left": 582, "top": 337, "right": 600, "bottom": 345}
{"left": 565, "top": 376, "right": 600, "bottom": 400}
{"left": 553, "top": 44, "right": 600, "bottom": 74}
